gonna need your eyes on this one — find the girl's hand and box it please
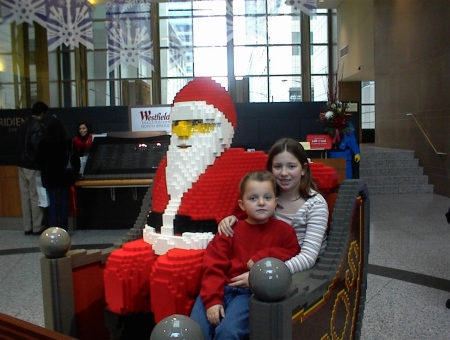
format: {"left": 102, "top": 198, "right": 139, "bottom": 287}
{"left": 206, "top": 304, "right": 225, "bottom": 326}
{"left": 217, "top": 215, "right": 238, "bottom": 236}
{"left": 229, "top": 272, "right": 249, "bottom": 288}
{"left": 247, "top": 259, "right": 254, "bottom": 269}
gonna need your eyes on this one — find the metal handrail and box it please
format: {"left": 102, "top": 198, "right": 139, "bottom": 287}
{"left": 406, "top": 113, "right": 446, "bottom": 156}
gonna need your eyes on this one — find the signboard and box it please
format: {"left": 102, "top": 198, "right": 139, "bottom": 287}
{"left": 0, "top": 109, "right": 29, "bottom": 165}
{"left": 306, "top": 134, "right": 332, "bottom": 149}
{"left": 130, "top": 105, "right": 171, "bottom": 133}
{"left": 346, "top": 102, "right": 358, "bottom": 112}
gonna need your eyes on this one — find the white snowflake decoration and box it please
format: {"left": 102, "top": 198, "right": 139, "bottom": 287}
{"left": 46, "top": 0, "right": 93, "bottom": 50}
{"left": 106, "top": 0, "right": 154, "bottom": 72}
{"left": 226, "top": 0, "right": 233, "bottom": 43}
{"left": 107, "top": 17, "right": 154, "bottom": 72}
{"left": 0, "top": 0, "right": 46, "bottom": 26}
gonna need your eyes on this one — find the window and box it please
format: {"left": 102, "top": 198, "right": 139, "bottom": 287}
{"left": 361, "top": 81, "right": 375, "bottom": 129}
{"left": 0, "top": 1, "right": 335, "bottom": 107}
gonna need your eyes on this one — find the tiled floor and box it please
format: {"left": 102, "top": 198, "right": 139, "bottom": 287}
{"left": 1, "top": 193, "right": 450, "bottom": 339}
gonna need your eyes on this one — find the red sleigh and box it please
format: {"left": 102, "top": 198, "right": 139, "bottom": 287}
{"left": 40, "top": 155, "right": 369, "bottom": 340}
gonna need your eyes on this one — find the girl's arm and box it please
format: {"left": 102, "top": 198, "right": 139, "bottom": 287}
{"left": 285, "top": 196, "right": 329, "bottom": 274}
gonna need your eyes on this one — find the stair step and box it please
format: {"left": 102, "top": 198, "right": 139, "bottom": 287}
{"left": 360, "top": 166, "right": 424, "bottom": 177}
{"left": 359, "top": 145, "right": 433, "bottom": 195}
{"left": 362, "top": 175, "right": 429, "bottom": 186}
{"left": 361, "top": 158, "right": 419, "bottom": 168}
{"left": 359, "top": 147, "right": 415, "bottom": 160}
{"left": 361, "top": 152, "right": 415, "bottom": 161}
{"left": 367, "top": 184, "right": 434, "bottom": 194}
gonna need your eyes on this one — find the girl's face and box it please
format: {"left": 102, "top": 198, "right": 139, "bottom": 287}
{"left": 79, "top": 124, "right": 88, "bottom": 137}
{"left": 271, "top": 150, "right": 306, "bottom": 194}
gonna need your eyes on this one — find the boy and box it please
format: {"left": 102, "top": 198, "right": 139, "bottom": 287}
{"left": 190, "top": 170, "right": 300, "bottom": 340}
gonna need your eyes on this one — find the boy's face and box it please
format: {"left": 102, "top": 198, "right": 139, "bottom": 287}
{"left": 238, "top": 180, "right": 277, "bottom": 224}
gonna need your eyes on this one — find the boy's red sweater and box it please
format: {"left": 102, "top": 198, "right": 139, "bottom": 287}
{"left": 200, "top": 217, "right": 300, "bottom": 309}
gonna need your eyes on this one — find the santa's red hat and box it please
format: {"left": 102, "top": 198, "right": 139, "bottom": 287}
{"left": 172, "top": 77, "right": 237, "bottom": 129}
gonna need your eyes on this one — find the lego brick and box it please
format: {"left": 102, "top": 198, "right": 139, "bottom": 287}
{"left": 150, "top": 249, "right": 204, "bottom": 323}
{"left": 104, "top": 239, "right": 156, "bottom": 315}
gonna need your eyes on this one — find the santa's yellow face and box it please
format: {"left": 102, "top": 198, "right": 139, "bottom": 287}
{"left": 172, "top": 119, "right": 214, "bottom": 138}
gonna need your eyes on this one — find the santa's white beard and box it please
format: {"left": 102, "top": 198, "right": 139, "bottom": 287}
{"left": 161, "top": 131, "right": 224, "bottom": 232}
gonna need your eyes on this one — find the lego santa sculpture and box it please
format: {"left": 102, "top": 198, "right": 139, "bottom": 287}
{"left": 144, "top": 77, "right": 268, "bottom": 254}
{"left": 103, "top": 78, "right": 339, "bottom": 329}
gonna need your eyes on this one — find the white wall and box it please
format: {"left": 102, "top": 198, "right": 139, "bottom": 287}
{"left": 337, "top": 0, "right": 374, "bottom": 81}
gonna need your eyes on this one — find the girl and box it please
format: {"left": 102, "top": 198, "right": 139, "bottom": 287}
{"left": 218, "top": 138, "right": 329, "bottom": 284}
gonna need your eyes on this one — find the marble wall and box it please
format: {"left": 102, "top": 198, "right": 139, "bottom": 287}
{"left": 373, "top": 0, "right": 450, "bottom": 197}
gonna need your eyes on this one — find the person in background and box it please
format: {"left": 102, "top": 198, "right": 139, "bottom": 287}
{"left": 219, "top": 138, "right": 329, "bottom": 277}
{"left": 73, "top": 121, "right": 94, "bottom": 156}
{"left": 190, "top": 170, "right": 299, "bottom": 340}
{"left": 73, "top": 121, "right": 94, "bottom": 176}
{"left": 37, "top": 117, "right": 80, "bottom": 231}
{"left": 16, "top": 101, "right": 48, "bottom": 235}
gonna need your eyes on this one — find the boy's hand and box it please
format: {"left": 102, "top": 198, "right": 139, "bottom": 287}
{"left": 206, "top": 304, "right": 225, "bottom": 326}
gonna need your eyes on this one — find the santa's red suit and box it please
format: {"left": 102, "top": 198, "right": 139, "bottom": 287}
{"left": 148, "top": 148, "right": 268, "bottom": 235}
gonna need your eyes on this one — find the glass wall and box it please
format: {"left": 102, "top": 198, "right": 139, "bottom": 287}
{"left": 0, "top": 1, "right": 334, "bottom": 108}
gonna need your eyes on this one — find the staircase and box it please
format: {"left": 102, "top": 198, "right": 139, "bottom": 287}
{"left": 359, "top": 145, "right": 434, "bottom": 194}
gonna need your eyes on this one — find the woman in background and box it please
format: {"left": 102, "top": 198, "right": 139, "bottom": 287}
{"left": 73, "top": 121, "right": 94, "bottom": 156}
{"left": 73, "top": 121, "right": 94, "bottom": 176}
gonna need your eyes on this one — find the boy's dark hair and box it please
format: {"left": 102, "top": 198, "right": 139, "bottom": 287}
{"left": 239, "top": 170, "right": 276, "bottom": 199}
{"left": 32, "top": 102, "right": 49, "bottom": 116}
{"left": 266, "top": 138, "right": 318, "bottom": 199}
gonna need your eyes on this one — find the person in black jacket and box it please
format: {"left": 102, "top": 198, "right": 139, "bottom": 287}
{"left": 16, "top": 102, "right": 48, "bottom": 235}
{"left": 37, "top": 117, "right": 80, "bottom": 231}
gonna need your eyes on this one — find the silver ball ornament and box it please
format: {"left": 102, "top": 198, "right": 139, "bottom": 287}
{"left": 39, "top": 227, "right": 71, "bottom": 258}
{"left": 249, "top": 257, "right": 292, "bottom": 302}
{"left": 150, "top": 314, "right": 204, "bottom": 340}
